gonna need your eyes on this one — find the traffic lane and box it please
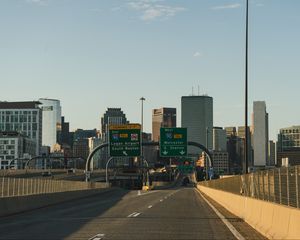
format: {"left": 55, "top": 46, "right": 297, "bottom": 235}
{"left": 0, "top": 188, "right": 176, "bottom": 240}
{"left": 98, "top": 187, "right": 237, "bottom": 240}
{"left": 0, "top": 188, "right": 130, "bottom": 240}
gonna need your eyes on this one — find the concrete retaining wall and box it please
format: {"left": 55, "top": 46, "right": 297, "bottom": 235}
{"left": 0, "top": 188, "right": 113, "bottom": 217}
{"left": 198, "top": 185, "right": 300, "bottom": 239}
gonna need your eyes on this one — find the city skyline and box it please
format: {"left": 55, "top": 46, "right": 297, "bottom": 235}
{"left": 1, "top": 0, "right": 300, "bottom": 140}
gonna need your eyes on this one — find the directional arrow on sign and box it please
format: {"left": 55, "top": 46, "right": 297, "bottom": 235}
{"left": 123, "top": 151, "right": 128, "bottom": 156}
{"left": 162, "top": 151, "right": 168, "bottom": 155}
{"left": 180, "top": 150, "right": 185, "bottom": 155}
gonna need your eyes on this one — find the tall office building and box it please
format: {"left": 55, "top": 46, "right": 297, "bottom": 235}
{"left": 252, "top": 101, "right": 269, "bottom": 167}
{"left": 0, "top": 101, "right": 42, "bottom": 155}
{"left": 0, "top": 131, "right": 36, "bottom": 169}
{"left": 101, "top": 108, "right": 128, "bottom": 142}
{"left": 181, "top": 95, "right": 213, "bottom": 155}
{"left": 213, "top": 127, "right": 227, "bottom": 151}
{"left": 268, "top": 140, "right": 276, "bottom": 166}
{"left": 225, "top": 127, "right": 242, "bottom": 174}
{"left": 39, "top": 98, "right": 61, "bottom": 151}
{"left": 57, "top": 116, "right": 71, "bottom": 147}
{"left": 277, "top": 126, "right": 300, "bottom": 166}
{"left": 152, "top": 108, "right": 176, "bottom": 142}
{"left": 278, "top": 126, "right": 300, "bottom": 151}
{"left": 237, "top": 126, "right": 252, "bottom": 170}
{"left": 225, "top": 127, "right": 237, "bottom": 137}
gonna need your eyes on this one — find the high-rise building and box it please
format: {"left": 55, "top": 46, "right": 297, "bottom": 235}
{"left": 237, "top": 126, "right": 252, "bottom": 170}
{"left": 268, "top": 140, "right": 276, "bottom": 166}
{"left": 0, "top": 101, "right": 42, "bottom": 155}
{"left": 152, "top": 108, "right": 176, "bottom": 142}
{"left": 39, "top": 98, "right": 61, "bottom": 151}
{"left": 213, "top": 127, "right": 227, "bottom": 151}
{"left": 278, "top": 126, "right": 300, "bottom": 151}
{"left": 252, "top": 101, "right": 269, "bottom": 167}
{"left": 277, "top": 126, "right": 300, "bottom": 166}
{"left": 0, "top": 131, "right": 36, "bottom": 169}
{"left": 225, "top": 127, "right": 237, "bottom": 137}
{"left": 101, "top": 108, "right": 128, "bottom": 142}
{"left": 73, "top": 138, "right": 89, "bottom": 161}
{"left": 73, "top": 129, "right": 98, "bottom": 141}
{"left": 57, "top": 116, "right": 71, "bottom": 147}
{"left": 181, "top": 95, "right": 213, "bottom": 155}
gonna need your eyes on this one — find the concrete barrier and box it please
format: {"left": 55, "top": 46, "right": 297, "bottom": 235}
{"left": 198, "top": 185, "right": 300, "bottom": 239}
{"left": 0, "top": 188, "right": 114, "bottom": 217}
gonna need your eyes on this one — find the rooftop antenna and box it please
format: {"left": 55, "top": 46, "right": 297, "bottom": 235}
{"left": 198, "top": 85, "right": 200, "bottom": 96}
{"left": 192, "top": 86, "right": 194, "bottom": 96}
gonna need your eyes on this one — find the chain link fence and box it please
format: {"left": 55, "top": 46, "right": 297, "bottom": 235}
{"left": 0, "top": 177, "right": 107, "bottom": 198}
{"left": 199, "top": 165, "right": 300, "bottom": 209}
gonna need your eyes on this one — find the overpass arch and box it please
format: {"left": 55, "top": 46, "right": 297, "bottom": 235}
{"left": 85, "top": 141, "right": 213, "bottom": 181}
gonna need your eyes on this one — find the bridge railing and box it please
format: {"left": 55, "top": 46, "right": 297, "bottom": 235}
{"left": 199, "top": 165, "right": 300, "bottom": 209}
{"left": 0, "top": 177, "right": 107, "bottom": 198}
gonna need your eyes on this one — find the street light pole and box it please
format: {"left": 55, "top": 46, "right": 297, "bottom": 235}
{"left": 140, "top": 97, "right": 145, "bottom": 158}
{"left": 244, "top": 0, "right": 249, "bottom": 174}
{"left": 140, "top": 97, "right": 146, "bottom": 185}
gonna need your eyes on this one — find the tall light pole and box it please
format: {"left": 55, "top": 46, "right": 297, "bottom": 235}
{"left": 244, "top": 0, "right": 249, "bottom": 174}
{"left": 140, "top": 97, "right": 146, "bottom": 185}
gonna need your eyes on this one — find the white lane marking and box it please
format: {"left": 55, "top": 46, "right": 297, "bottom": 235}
{"left": 127, "top": 212, "right": 137, "bottom": 218}
{"left": 89, "top": 233, "right": 105, "bottom": 240}
{"left": 128, "top": 212, "right": 141, "bottom": 218}
{"left": 195, "top": 189, "right": 245, "bottom": 240}
{"left": 138, "top": 190, "right": 141, "bottom": 196}
{"left": 160, "top": 199, "right": 163, "bottom": 202}
{"left": 148, "top": 205, "right": 153, "bottom": 209}
{"left": 133, "top": 212, "right": 141, "bottom": 217}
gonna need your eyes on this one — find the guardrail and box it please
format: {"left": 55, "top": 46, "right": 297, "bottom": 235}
{"left": 0, "top": 177, "right": 107, "bottom": 198}
{"left": 199, "top": 165, "right": 300, "bottom": 209}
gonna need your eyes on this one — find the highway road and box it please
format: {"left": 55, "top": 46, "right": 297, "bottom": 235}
{"left": 0, "top": 187, "right": 265, "bottom": 240}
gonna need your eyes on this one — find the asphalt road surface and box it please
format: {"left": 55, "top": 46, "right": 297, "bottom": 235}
{"left": 0, "top": 187, "right": 265, "bottom": 240}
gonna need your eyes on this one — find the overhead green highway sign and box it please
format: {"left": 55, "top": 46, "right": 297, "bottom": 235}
{"left": 109, "top": 124, "right": 141, "bottom": 157}
{"left": 160, "top": 128, "right": 187, "bottom": 157}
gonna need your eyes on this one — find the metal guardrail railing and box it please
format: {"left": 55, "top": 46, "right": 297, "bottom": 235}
{"left": 0, "top": 177, "right": 107, "bottom": 198}
{"left": 199, "top": 165, "right": 300, "bottom": 209}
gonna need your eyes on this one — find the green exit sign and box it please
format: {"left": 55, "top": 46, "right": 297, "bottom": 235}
{"left": 109, "top": 124, "right": 141, "bottom": 157}
{"left": 160, "top": 128, "right": 187, "bottom": 157}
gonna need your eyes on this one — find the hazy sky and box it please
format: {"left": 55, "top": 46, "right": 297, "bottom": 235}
{"left": 1, "top": 0, "right": 300, "bottom": 140}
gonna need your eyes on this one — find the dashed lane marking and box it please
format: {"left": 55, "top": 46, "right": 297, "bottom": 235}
{"left": 88, "top": 233, "right": 105, "bottom": 240}
{"left": 128, "top": 212, "right": 141, "bottom": 218}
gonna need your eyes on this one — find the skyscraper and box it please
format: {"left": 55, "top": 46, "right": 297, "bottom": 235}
{"left": 39, "top": 98, "right": 61, "bottom": 151}
{"left": 212, "top": 127, "right": 227, "bottom": 151}
{"left": 252, "top": 101, "right": 269, "bottom": 167}
{"left": 152, "top": 107, "right": 176, "bottom": 142}
{"left": 181, "top": 95, "right": 213, "bottom": 155}
{"left": 277, "top": 126, "right": 300, "bottom": 166}
{"left": 0, "top": 101, "right": 42, "bottom": 155}
{"left": 101, "top": 108, "right": 128, "bottom": 142}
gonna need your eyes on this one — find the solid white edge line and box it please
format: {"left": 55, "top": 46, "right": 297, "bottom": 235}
{"left": 195, "top": 188, "right": 245, "bottom": 240}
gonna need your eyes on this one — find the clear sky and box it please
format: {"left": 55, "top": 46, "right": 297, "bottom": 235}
{"left": 1, "top": 0, "right": 300, "bottom": 140}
